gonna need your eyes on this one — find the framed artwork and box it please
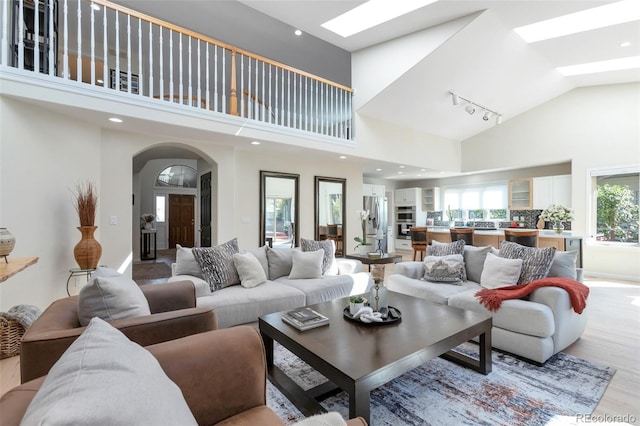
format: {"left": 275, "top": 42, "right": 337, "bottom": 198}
{"left": 109, "top": 69, "right": 139, "bottom": 94}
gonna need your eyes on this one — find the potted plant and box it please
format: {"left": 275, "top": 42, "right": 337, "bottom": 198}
{"left": 349, "top": 296, "right": 365, "bottom": 316}
{"left": 72, "top": 181, "right": 102, "bottom": 269}
{"left": 141, "top": 214, "right": 155, "bottom": 230}
{"left": 354, "top": 210, "right": 372, "bottom": 254}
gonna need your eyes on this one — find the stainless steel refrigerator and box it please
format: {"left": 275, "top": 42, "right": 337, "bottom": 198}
{"left": 363, "top": 195, "right": 388, "bottom": 253}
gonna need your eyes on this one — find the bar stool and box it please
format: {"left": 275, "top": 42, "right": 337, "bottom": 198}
{"left": 450, "top": 228, "right": 474, "bottom": 246}
{"left": 410, "top": 227, "right": 428, "bottom": 261}
{"left": 503, "top": 229, "right": 539, "bottom": 248}
{"left": 326, "top": 224, "right": 342, "bottom": 255}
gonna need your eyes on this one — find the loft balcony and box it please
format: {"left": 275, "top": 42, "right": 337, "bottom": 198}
{"left": 0, "top": 0, "right": 354, "bottom": 141}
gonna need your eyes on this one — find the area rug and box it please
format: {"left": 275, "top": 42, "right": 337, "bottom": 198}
{"left": 132, "top": 262, "right": 172, "bottom": 280}
{"left": 266, "top": 343, "right": 615, "bottom": 425}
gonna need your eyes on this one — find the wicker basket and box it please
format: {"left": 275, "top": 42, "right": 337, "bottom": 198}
{"left": 0, "top": 316, "right": 25, "bottom": 359}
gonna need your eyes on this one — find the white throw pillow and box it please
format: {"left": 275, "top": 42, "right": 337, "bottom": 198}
{"left": 267, "top": 247, "right": 294, "bottom": 280}
{"left": 480, "top": 252, "right": 523, "bottom": 289}
{"left": 21, "top": 317, "right": 197, "bottom": 425}
{"left": 288, "top": 249, "right": 325, "bottom": 279}
{"left": 77, "top": 267, "right": 151, "bottom": 326}
{"left": 175, "top": 244, "right": 203, "bottom": 278}
{"left": 233, "top": 252, "right": 267, "bottom": 288}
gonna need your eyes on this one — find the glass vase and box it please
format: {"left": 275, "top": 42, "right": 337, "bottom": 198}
{"left": 369, "top": 265, "right": 387, "bottom": 312}
{"left": 553, "top": 221, "right": 565, "bottom": 234}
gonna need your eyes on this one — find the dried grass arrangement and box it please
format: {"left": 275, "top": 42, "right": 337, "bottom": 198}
{"left": 73, "top": 181, "right": 98, "bottom": 226}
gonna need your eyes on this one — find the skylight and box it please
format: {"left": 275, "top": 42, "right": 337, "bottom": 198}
{"left": 557, "top": 56, "right": 640, "bottom": 76}
{"left": 321, "top": 0, "right": 439, "bottom": 38}
{"left": 514, "top": 0, "right": 640, "bottom": 43}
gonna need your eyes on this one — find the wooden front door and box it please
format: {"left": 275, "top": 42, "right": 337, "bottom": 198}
{"left": 169, "top": 194, "right": 195, "bottom": 248}
{"left": 200, "top": 172, "right": 212, "bottom": 247}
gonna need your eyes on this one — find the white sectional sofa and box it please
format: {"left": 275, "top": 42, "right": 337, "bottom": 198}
{"left": 169, "top": 243, "right": 372, "bottom": 328}
{"left": 387, "top": 242, "right": 588, "bottom": 364}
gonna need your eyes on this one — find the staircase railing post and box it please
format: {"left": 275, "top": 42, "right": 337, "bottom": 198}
{"left": 229, "top": 48, "right": 238, "bottom": 116}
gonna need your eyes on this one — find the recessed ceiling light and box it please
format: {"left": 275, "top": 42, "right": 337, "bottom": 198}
{"left": 109, "top": 117, "right": 123, "bottom": 123}
{"left": 514, "top": 0, "right": 640, "bottom": 43}
{"left": 376, "top": 168, "right": 382, "bottom": 172}
{"left": 620, "top": 41, "right": 631, "bottom": 47}
{"left": 399, "top": 165, "right": 406, "bottom": 168}
{"left": 397, "top": 171, "right": 403, "bottom": 174}
{"left": 321, "top": 0, "right": 439, "bottom": 38}
{"left": 339, "top": 155, "right": 347, "bottom": 159}
{"left": 420, "top": 169, "right": 426, "bottom": 172}
{"left": 294, "top": 29, "right": 302, "bottom": 36}
{"left": 251, "top": 141, "right": 260, "bottom": 145}
{"left": 557, "top": 56, "right": 640, "bottom": 76}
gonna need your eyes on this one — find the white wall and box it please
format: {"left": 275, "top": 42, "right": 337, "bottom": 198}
{"left": 462, "top": 83, "right": 640, "bottom": 280}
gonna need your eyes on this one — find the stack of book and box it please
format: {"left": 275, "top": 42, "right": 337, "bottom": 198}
{"left": 281, "top": 307, "right": 329, "bottom": 331}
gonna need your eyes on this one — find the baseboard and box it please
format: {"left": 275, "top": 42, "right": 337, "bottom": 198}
{"left": 582, "top": 270, "right": 640, "bottom": 283}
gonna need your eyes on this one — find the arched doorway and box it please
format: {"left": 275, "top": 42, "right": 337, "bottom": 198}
{"left": 132, "top": 144, "right": 217, "bottom": 284}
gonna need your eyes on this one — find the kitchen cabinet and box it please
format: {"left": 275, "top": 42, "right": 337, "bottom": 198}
{"left": 422, "top": 187, "right": 441, "bottom": 212}
{"left": 395, "top": 188, "right": 419, "bottom": 206}
{"left": 508, "top": 179, "right": 532, "bottom": 210}
{"left": 533, "top": 175, "right": 571, "bottom": 209}
{"left": 395, "top": 238, "right": 412, "bottom": 252}
{"left": 363, "top": 184, "right": 385, "bottom": 197}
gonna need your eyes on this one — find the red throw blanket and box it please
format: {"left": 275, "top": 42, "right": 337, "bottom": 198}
{"left": 475, "top": 277, "right": 589, "bottom": 314}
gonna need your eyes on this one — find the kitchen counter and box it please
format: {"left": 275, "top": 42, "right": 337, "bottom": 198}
{"left": 427, "top": 227, "right": 582, "bottom": 238}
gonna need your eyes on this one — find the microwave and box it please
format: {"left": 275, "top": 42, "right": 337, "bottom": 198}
{"left": 396, "top": 206, "right": 415, "bottom": 222}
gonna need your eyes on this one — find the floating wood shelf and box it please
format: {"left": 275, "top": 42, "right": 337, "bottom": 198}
{"left": 0, "top": 257, "right": 39, "bottom": 283}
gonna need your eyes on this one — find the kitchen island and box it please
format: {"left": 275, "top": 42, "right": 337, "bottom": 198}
{"left": 426, "top": 227, "right": 583, "bottom": 267}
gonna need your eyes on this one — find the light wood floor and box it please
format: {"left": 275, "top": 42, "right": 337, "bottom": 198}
{"left": 1, "top": 254, "right": 638, "bottom": 423}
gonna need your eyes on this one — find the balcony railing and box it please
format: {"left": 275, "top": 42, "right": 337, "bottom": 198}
{"left": 1, "top": 0, "right": 354, "bottom": 140}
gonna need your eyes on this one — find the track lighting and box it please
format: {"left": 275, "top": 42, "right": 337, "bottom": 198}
{"left": 465, "top": 103, "right": 476, "bottom": 115}
{"left": 448, "top": 91, "right": 502, "bottom": 125}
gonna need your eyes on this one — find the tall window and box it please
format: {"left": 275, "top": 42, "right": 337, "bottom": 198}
{"left": 155, "top": 195, "right": 166, "bottom": 223}
{"left": 591, "top": 166, "right": 639, "bottom": 243}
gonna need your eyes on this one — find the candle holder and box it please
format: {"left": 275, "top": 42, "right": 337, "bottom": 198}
{"left": 369, "top": 265, "right": 387, "bottom": 312}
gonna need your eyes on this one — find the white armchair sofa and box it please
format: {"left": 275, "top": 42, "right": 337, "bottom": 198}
{"left": 387, "top": 244, "right": 588, "bottom": 364}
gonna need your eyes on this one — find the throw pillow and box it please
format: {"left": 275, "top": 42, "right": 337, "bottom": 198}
{"left": 21, "top": 317, "right": 197, "bottom": 425}
{"left": 291, "top": 412, "right": 347, "bottom": 426}
{"left": 480, "top": 252, "right": 523, "bottom": 289}
{"left": 427, "top": 239, "right": 465, "bottom": 256}
{"left": 547, "top": 250, "right": 578, "bottom": 280}
{"left": 267, "top": 247, "right": 294, "bottom": 280}
{"left": 233, "top": 252, "right": 267, "bottom": 288}
{"left": 77, "top": 267, "right": 151, "bottom": 327}
{"left": 499, "top": 241, "right": 557, "bottom": 284}
{"left": 192, "top": 238, "right": 240, "bottom": 292}
{"left": 463, "top": 245, "right": 492, "bottom": 283}
{"left": 248, "top": 245, "right": 269, "bottom": 278}
{"left": 175, "top": 244, "right": 203, "bottom": 278}
{"left": 289, "top": 249, "right": 325, "bottom": 279}
{"left": 300, "top": 238, "right": 337, "bottom": 275}
{"left": 423, "top": 254, "right": 466, "bottom": 283}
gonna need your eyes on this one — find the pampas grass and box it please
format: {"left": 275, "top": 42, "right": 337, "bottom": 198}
{"left": 73, "top": 181, "right": 97, "bottom": 227}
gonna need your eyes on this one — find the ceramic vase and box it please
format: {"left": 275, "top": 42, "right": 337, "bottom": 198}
{"left": 349, "top": 302, "right": 364, "bottom": 316}
{"left": 0, "top": 228, "right": 16, "bottom": 257}
{"left": 359, "top": 245, "right": 369, "bottom": 255}
{"left": 74, "top": 226, "right": 102, "bottom": 269}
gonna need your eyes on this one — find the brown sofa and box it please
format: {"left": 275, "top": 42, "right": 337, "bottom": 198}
{"left": 20, "top": 280, "right": 217, "bottom": 383}
{"left": 2, "top": 326, "right": 366, "bottom": 426}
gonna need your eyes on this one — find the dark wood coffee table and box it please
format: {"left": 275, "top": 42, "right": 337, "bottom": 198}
{"left": 259, "top": 291, "right": 492, "bottom": 424}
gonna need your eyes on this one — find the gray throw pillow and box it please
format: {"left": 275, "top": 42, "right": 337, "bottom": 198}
{"left": 499, "top": 241, "right": 557, "bottom": 284}
{"left": 423, "top": 254, "right": 466, "bottom": 283}
{"left": 21, "top": 317, "right": 197, "bottom": 425}
{"left": 480, "top": 252, "right": 523, "bottom": 289}
{"left": 463, "top": 245, "right": 492, "bottom": 283}
{"left": 547, "top": 250, "right": 578, "bottom": 280}
{"left": 77, "top": 267, "right": 151, "bottom": 327}
{"left": 175, "top": 244, "right": 203, "bottom": 278}
{"left": 289, "top": 249, "right": 325, "bottom": 279}
{"left": 192, "top": 238, "right": 240, "bottom": 292}
{"left": 267, "top": 247, "right": 294, "bottom": 280}
{"left": 428, "top": 239, "right": 465, "bottom": 256}
{"left": 248, "top": 245, "right": 269, "bottom": 278}
{"left": 233, "top": 252, "right": 267, "bottom": 288}
{"left": 300, "top": 238, "right": 337, "bottom": 275}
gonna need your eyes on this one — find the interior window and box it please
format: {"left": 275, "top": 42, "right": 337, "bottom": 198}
{"left": 156, "top": 165, "right": 197, "bottom": 188}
